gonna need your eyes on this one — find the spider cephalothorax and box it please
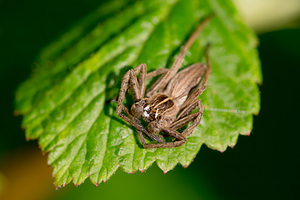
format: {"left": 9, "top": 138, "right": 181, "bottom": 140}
{"left": 132, "top": 94, "right": 178, "bottom": 134}
{"left": 116, "top": 15, "right": 213, "bottom": 148}
{"left": 135, "top": 94, "right": 177, "bottom": 121}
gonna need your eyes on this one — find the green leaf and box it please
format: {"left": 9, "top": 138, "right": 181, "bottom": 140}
{"left": 15, "top": 0, "right": 261, "bottom": 187}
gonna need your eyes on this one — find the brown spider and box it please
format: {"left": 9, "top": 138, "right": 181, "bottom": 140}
{"left": 116, "top": 15, "right": 212, "bottom": 148}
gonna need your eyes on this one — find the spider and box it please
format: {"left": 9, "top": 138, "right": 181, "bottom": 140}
{"left": 116, "top": 15, "right": 212, "bottom": 148}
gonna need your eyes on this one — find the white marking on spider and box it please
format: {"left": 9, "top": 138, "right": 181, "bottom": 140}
{"left": 144, "top": 105, "right": 150, "bottom": 111}
{"left": 143, "top": 111, "right": 149, "bottom": 118}
{"left": 155, "top": 109, "right": 159, "bottom": 118}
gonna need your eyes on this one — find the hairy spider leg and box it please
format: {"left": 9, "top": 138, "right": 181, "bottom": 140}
{"left": 171, "top": 99, "right": 203, "bottom": 136}
{"left": 146, "top": 16, "right": 213, "bottom": 97}
{"left": 137, "top": 127, "right": 187, "bottom": 148}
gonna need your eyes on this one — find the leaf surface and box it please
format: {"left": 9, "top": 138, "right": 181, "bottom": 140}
{"left": 15, "top": 0, "right": 261, "bottom": 187}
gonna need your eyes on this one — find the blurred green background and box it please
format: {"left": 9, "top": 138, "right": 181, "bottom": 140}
{"left": 0, "top": 0, "right": 299, "bottom": 199}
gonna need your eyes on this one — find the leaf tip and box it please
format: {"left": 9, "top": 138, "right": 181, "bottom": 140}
{"left": 54, "top": 182, "right": 60, "bottom": 190}
{"left": 163, "top": 170, "right": 168, "bottom": 174}
{"left": 74, "top": 183, "right": 78, "bottom": 187}
{"left": 184, "top": 165, "right": 189, "bottom": 169}
{"left": 220, "top": 149, "right": 226, "bottom": 153}
{"left": 230, "top": 145, "right": 234, "bottom": 149}
{"left": 141, "top": 170, "right": 144, "bottom": 173}
{"left": 246, "top": 131, "right": 251, "bottom": 136}
{"left": 95, "top": 183, "right": 98, "bottom": 187}
{"left": 62, "top": 183, "right": 65, "bottom": 188}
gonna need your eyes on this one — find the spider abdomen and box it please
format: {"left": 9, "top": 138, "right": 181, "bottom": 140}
{"left": 164, "top": 63, "right": 206, "bottom": 107}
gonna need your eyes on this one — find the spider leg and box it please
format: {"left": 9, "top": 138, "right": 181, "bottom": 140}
{"left": 129, "top": 69, "right": 142, "bottom": 101}
{"left": 144, "top": 68, "right": 170, "bottom": 98}
{"left": 146, "top": 68, "right": 169, "bottom": 79}
{"left": 146, "top": 71, "right": 170, "bottom": 97}
{"left": 116, "top": 69, "right": 132, "bottom": 115}
{"left": 171, "top": 98, "right": 204, "bottom": 137}
{"left": 179, "top": 88, "right": 202, "bottom": 113}
{"left": 137, "top": 127, "right": 187, "bottom": 149}
{"left": 131, "top": 63, "right": 147, "bottom": 98}
{"left": 146, "top": 16, "right": 212, "bottom": 97}
{"left": 198, "top": 44, "right": 211, "bottom": 94}
{"left": 118, "top": 64, "right": 168, "bottom": 100}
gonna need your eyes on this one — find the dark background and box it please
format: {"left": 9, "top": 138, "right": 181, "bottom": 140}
{"left": 0, "top": 0, "right": 299, "bottom": 199}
